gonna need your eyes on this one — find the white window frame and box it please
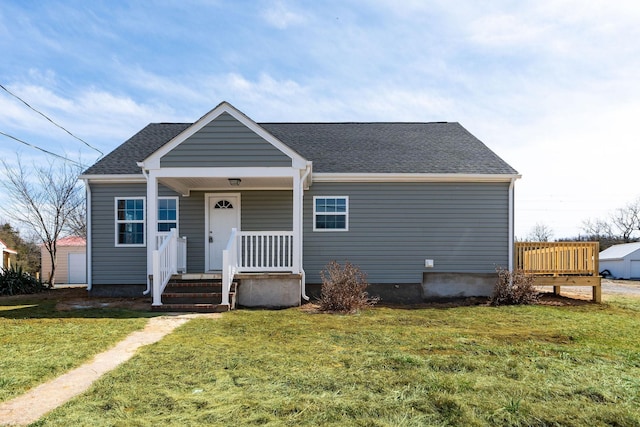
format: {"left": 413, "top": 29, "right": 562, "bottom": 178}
{"left": 114, "top": 197, "right": 146, "bottom": 247}
{"left": 157, "top": 196, "right": 179, "bottom": 235}
{"left": 313, "top": 196, "right": 349, "bottom": 232}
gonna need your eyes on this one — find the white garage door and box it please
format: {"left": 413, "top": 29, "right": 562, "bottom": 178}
{"left": 630, "top": 261, "right": 640, "bottom": 279}
{"left": 68, "top": 253, "right": 87, "bottom": 284}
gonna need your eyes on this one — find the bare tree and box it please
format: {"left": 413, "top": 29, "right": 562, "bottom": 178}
{"left": 527, "top": 222, "right": 554, "bottom": 242}
{"left": 582, "top": 218, "right": 614, "bottom": 239}
{"left": 610, "top": 200, "right": 640, "bottom": 242}
{"left": 65, "top": 194, "right": 87, "bottom": 238}
{"left": 1, "top": 156, "right": 83, "bottom": 285}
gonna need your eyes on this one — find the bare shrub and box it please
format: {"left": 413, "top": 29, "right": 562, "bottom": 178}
{"left": 490, "top": 268, "right": 539, "bottom": 306}
{"left": 318, "top": 261, "right": 378, "bottom": 313}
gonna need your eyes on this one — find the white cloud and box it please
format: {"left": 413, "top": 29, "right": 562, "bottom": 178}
{"left": 261, "top": 0, "right": 306, "bottom": 29}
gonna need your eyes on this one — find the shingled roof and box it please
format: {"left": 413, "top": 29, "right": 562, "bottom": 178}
{"left": 83, "top": 121, "right": 517, "bottom": 175}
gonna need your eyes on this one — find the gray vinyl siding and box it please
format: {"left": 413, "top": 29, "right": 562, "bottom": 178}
{"left": 91, "top": 183, "right": 179, "bottom": 285}
{"left": 90, "top": 183, "right": 147, "bottom": 285}
{"left": 241, "top": 191, "right": 293, "bottom": 231}
{"left": 179, "top": 191, "right": 206, "bottom": 273}
{"left": 160, "top": 112, "right": 292, "bottom": 168}
{"left": 91, "top": 180, "right": 508, "bottom": 286}
{"left": 303, "top": 182, "right": 510, "bottom": 284}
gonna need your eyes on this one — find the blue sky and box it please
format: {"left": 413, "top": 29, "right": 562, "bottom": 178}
{"left": 1, "top": 0, "right": 640, "bottom": 238}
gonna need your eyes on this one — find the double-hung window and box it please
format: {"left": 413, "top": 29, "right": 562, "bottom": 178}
{"left": 115, "top": 198, "right": 145, "bottom": 246}
{"left": 313, "top": 196, "right": 349, "bottom": 231}
{"left": 157, "top": 197, "right": 178, "bottom": 234}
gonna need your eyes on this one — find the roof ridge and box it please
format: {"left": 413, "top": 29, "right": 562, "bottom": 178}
{"left": 145, "top": 121, "right": 455, "bottom": 125}
{"left": 259, "top": 121, "right": 453, "bottom": 125}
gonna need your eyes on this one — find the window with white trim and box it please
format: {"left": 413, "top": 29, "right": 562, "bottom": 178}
{"left": 157, "top": 197, "right": 179, "bottom": 233}
{"left": 313, "top": 196, "right": 349, "bottom": 231}
{"left": 115, "top": 198, "right": 145, "bottom": 246}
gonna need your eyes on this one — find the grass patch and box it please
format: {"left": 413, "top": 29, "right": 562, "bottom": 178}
{"left": 36, "top": 299, "right": 640, "bottom": 426}
{"left": 0, "top": 290, "right": 151, "bottom": 403}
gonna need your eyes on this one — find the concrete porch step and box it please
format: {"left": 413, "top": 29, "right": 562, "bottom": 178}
{"left": 156, "top": 279, "right": 238, "bottom": 311}
{"left": 151, "top": 303, "right": 231, "bottom": 313}
{"left": 165, "top": 283, "right": 223, "bottom": 293}
{"left": 162, "top": 292, "right": 224, "bottom": 305}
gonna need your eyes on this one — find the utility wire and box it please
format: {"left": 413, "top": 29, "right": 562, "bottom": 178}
{"left": 0, "top": 83, "right": 103, "bottom": 158}
{"left": 0, "top": 130, "right": 83, "bottom": 167}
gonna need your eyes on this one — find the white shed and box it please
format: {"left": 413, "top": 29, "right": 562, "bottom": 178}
{"left": 599, "top": 242, "right": 640, "bottom": 279}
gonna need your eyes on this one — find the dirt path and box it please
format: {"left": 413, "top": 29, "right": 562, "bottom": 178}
{"left": 0, "top": 313, "right": 219, "bottom": 426}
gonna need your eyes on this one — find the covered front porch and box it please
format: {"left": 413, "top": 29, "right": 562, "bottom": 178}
{"left": 152, "top": 228, "right": 302, "bottom": 310}
{"left": 145, "top": 166, "right": 311, "bottom": 310}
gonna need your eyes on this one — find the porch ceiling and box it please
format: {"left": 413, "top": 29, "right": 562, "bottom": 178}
{"left": 159, "top": 176, "right": 293, "bottom": 194}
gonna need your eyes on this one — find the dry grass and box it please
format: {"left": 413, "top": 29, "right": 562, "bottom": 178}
{"left": 35, "top": 297, "right": 640, "bottom": 426}
{"left": 0, "top": 289, "right": 152, "bottom": 402}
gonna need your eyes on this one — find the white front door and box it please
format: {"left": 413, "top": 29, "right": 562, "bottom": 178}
{"left": 207, "top": 194, "right": 240, "bottom": 270}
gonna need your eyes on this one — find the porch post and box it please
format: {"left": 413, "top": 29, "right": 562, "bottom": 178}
{"left": 146, "top": 171, "right": 158, "bottom": 293}
{"left": 292, "top": 170, "right": 302, "bottom": 274}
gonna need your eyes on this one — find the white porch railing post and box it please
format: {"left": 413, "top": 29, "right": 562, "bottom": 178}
{"left": 177, "top": 236, "right": 187, "bottom": 273}
{"left": 222, "top": 228, "right": 239, "bottom": 306}
{"left": 152, "top": 250, "right": 161, "bottom": 306}
{"left": 146, "top": 172, "right": 158, "bottom": 297}
{"left": 222, "top": 251, "right": 230, "bottom": 306}
{"left": 151, "top": 228, "right": 182, "bottom": 307}
{"left": 292, "top": 172, "right": 302, "bottom": 274}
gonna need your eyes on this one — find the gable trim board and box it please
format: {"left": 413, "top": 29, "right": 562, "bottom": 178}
{"left": 82, "top": 101, "right": 519, "bottom": 303}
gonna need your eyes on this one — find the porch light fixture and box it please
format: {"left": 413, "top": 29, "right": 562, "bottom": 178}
{"left": 228, "top": 178, "right": 242, "bottom": 186}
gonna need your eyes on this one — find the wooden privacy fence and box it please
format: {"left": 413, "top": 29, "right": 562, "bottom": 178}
{"left": 514, "top": 242, "right": 601, "bottom": 302}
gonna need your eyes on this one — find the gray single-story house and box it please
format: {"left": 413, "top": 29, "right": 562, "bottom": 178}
{"left": 80, "top": 101, "right": 519, "bottom": 310}
{"left": 599, "top": 242, "right": 640, "bottom": 279}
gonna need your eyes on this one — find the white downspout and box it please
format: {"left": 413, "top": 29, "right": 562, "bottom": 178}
{"left": 84, "top": 179, "right": 92, "bottom": 291}
{"left": 508, "top": 177, "right": 516, "bottom": 272}
{"left": 138, "top": 163, "right": 152, "bottom": 296}
{"left": 300, "top": 162, "right": 312, "bottom": 301}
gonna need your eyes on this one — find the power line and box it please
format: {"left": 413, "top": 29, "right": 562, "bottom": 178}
{"left": 0, "top": 130, "right": 83, "bottom": 167}
{"left": 0, "top": 83, "right": 103, "bottom": 158}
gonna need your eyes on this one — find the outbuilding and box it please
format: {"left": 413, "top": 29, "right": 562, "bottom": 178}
{"left": 41, "top": 237, "right": 87, "bottom": 284}
{"left": 599, "top": 242, "right": 640, "bottom": 279}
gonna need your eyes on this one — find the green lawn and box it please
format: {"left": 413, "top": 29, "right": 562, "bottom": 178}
{"left": 35, "top": 297, "right": 640, "bottom": 426}
{"left": 0, "top": 292, "right": 151, "bottom": 403}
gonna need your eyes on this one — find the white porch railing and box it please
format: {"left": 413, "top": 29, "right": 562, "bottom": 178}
{"left": 152, "top": 229, "right": 293, "bottom": 307}
{"left": 238, "top": 231, "right": 294, "bottom": 271}
{"left": 155, "top": 233, "right": 187, "bottom": 273}
{"left": 221, "top": 230, "right": 294, "bottom": 306}
{"left": 152, "top": 229, "right": 187, "bottom": 306}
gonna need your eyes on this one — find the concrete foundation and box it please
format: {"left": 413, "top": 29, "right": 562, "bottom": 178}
{"left": 308, "top": 275, "right": 496, "bottom": 304}
{"left": 89, "top": 284, "right": 147, "bottom": 298}
{"left": 422, "top": 272, "right": 497, "bottom": 299}
{"left": 305, "top": 283, "right": 424, "bottom": 304}
{"left": 237, "top": 274, "right": 301, "bottom": 308}
{"left": 366, "top": 283, "right": 424, "bottom": 304}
